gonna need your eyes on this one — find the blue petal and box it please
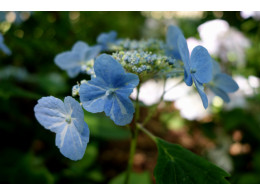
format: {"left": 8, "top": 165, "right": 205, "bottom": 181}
{"left": 94, "top": 54, "right": 126, "bottom": 87}
{"left": 35, "top": 96, "right": 89, "bottom": 161}
{"left": 210, "top": 86, "right": 230, "bottom": 103}
{"left": 72, "top": 41, "right": 89, "bottom": 54}
{"left": 67, "top": 67, "right": 81, "bottom": 78}
{"left": 55, "top": 122, "right": 90, "bottom": 161}
{"left": 80, "top": 54, "right": 138, "bottom": 125}
{"left": 97, "top": 31, "right": 117, "bottom": 44}
{"left": 84, "top": 45, "right": 101, "bottom": 61}
{"left": 0, "top": 33, "right": 11, "bottom": 55}
{"left": 190, "top": 46, "right": 213, "bottom": 84}
{"left": 0, "top": 43, "right": 12, "bottom": 55}
{"left": 72, "top": 41, "right": 101, "bottom": 62}
{"left": 0, "top": 33, "right": 3, "bottom": 42}
{"left": 214, "top": 73, "right": 239, "bottom": 93}
{"left": 177, "top": 34, "right": 192, "bottom": 86}
{"left": 114, "top": 72, "right": 139, "bottom": 95}
{"left": 34, "top": 96, "right": 67, "bottom": 133}
{"left": 212, "top": 59, "right": 221, "bottom": 76}
{"left": 97, "top": 31, "right": 117, "bottom": 50}
{"left": 184, "top": 70, "right": 193, "bottom": 86}
{"left": 64, "top": 96, "right": 85, "bottom": 133}
{"left": 104, "top": 93, "right": 135, "bottom": 126}
{"left": 54, "top": 51, "right": 81, "bottom": 70}
{"left": 165, "top": 25, "right": 183, "bottom": 60}
{"left": 194, "top": 80, "right": 208, "bottom": 109}
{"left": 79, "top": 80, "right": 108, "bottom": 113}
{"left": 54, "top": 41, "right": 99, "bottom": 78}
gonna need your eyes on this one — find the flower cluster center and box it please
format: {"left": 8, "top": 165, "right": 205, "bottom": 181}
{"left": 65, "top": 115, "right": 72, "bottom": 124}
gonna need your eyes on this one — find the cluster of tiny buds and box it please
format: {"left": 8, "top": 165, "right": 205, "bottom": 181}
{"left": 72, "top": 80, "right": 88, "bottom": 97}
{"left": 80, "top": 59, "right": 95, "bottom": 75}
{"left": 108, "top": 38, "right": 166, "bottom": 52}
{"left": 112, "top": 50, "right": 176, "bottom": 74}
{"left": 132, "top": 65, "right": 151, "bottom": 73}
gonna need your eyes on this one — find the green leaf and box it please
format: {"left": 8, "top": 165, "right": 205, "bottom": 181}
{"left": 84, "top": 112, "right": 130, "bottom": 140}
{"left": 154, "top": 138, "right": 230, "bottom": 184}
{"left": 109, "top": 171, "right": 152, "bottom": 184}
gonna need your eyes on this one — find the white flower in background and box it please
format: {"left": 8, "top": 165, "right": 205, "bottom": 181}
{"left": 187, "top": 19, "right": 251, "bottom": 67}
{"left": 131, "top": 79, "right": 164, "bottom": 106}
{"left": 217, "top": 28, "right": 251, "bottom": 66}
{"left": 241, "top": 11, "right": 260, "bottom": 20}
{"left": 163, "top": 78, "right": 191, "bottom": 102}
{"left": 174, "top": 91, "right": 212, "bottom": 120}
{"left": 131, "top": 78, "right": 212, "bottom": 120}
{"left": 198, "top": 19, "right": 230, "bottom": 55}
{"left": 130, "top": 75, "right": 260, "bottom": 120}
{"left": 186, "top": 37, "right": 203, "bottom": 53}
{"left": 131, "top": 78, "right": 190, "bottom": 106}
{"left": 248, "top": 75, "right": 260, "bottom": 89}
{"left": 224, "top": 75, "right": 258, "bottom": 110}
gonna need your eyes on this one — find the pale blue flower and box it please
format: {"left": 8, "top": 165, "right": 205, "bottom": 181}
{"left": 79, "top": 54, "right": 139, "bottom": 126}
{"left": 97, "top": 31, "right": 117, "bottom": 51}
{"left": 34, "top": 96, "right": 90, "bottom": 161}
{"left": 0, "top": 33, "right": 11, "bottom": 55}
{"left": 207, "top": 60, "right": 239, "bottom": 102}
{"left": 54, "top": 41, "right": 101, "bottom": 77}
{"left": 165, "top": 25, "right": 183, "bottom": 60}
{"left": 177, "top": 33, "right": 213, "bottom": 109}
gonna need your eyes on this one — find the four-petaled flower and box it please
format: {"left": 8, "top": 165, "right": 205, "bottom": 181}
{"left": 207, "top": 60, "right": 239, "bottom": 102}
{"left": 34, "top": 96, "right": 90, "bottom": 161}
{"left": 177, "top": 32, "right": 213, "bottom": 109}
{"left": 79, "top": 54, "right": 139, "bottom": 126}
{"left": 54, "top": 41, "right": 101, "bottom": 77}
{"left": 0, "top": 33, "right": 11, "bottom": 55}
{"left": 97, "top": 31, "right": 117, "bottom": 51}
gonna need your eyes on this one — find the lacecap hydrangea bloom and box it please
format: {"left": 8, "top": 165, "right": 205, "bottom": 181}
{"left": 34, "top": 96, "right": 89, "bottom": 161}
{"left": 54, "top": 41, "right": 101, "bottom": 77}
{"left": 207, "top": 60, "right": 239, "bottom": 102}
{"left": 79, "top": 54, "right": 139, "bottom": 126}
{"left": 0, "top": 33, "right": 11, "bottom": 55}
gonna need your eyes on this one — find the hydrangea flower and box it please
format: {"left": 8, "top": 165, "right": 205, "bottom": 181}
{"left": 79, "top": 54, "right": 139, "bottom": 126}
{"left": 207, "top": 60, "right": 239, "bottom": 102}
{"left": 177, "top": 33, "right": 213, "bottom": 109}
{"left": 97, "top": 31, "right": 117, "bottom": 51}
{"left": 34, "top": 96, "right": 90, "bottom": 161}
{"left": 165, "top": 25, "right": 183, "bottom": 60}
{"left": 0, "top": 33, "right": 11, "bottom": 55}
{"left": 54, "top": 41, "right": 101, "bottom": 77}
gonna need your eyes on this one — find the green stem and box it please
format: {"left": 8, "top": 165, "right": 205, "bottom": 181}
{"left": 124, "top": 125, "right": 139, "bottom": 184}
{"left": 142, "top": 78, "right": 166, "bottom": 126}
{"left": 124, "top": 84, "right": 141, "bottom": 184}
{"left": 136, "top": 123, "right": 156, "bottom": 142}
{"left": 135, "top": 84, "right": 141, "bottom": 122}
{"left": 142, "top": 78, "right": 183, "bottom": 126}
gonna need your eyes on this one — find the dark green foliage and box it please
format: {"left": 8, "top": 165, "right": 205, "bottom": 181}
{"left": 154, "top": 138, "right": 230, "bottom": 184}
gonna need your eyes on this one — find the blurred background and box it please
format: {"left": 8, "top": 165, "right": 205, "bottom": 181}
{"left": 0, "top": 11, "right": 260, "bottom": 184}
